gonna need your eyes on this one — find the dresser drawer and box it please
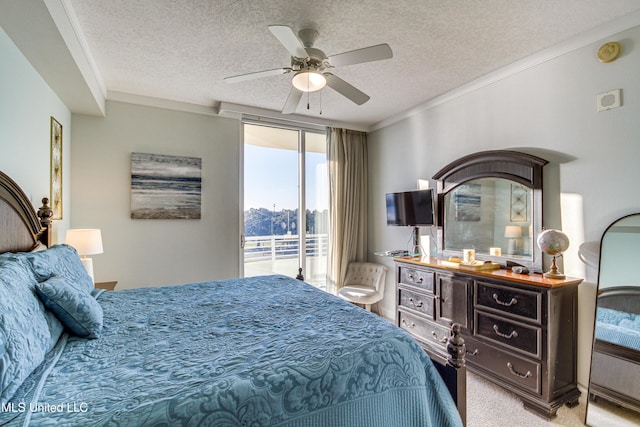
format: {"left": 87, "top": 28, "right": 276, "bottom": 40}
{"left": 465, "top": 337, "right": 541, "bottom": 395}
{"left": 398, "top": 287, "right": 435, "bottom": 318}
{"left": 398, "top": 311, "right": 451, "bottom": 349}
{"left": 399, "top": 267, "right": 434, "bottom": 293}
{"left": 475, "top": 311, "right": 541, "bottom": 358}
{"left": 475, "top": 281, "right": 541, "bottom": 322}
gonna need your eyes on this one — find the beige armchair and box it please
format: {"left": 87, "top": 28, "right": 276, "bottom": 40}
{"left": 336, "top": 262, "right": 387, "bottom": 314}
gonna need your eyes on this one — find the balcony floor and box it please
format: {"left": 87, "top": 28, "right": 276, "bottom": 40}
{"left": 244, "top": 257, "right": 327, "bottom": 291}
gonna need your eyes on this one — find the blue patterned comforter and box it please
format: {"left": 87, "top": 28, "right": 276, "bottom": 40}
{"left": 3, "top": 275, "right": 461, "bottom": 426}
{"left": 595, "top": 306, "right": 640, "bottom": 351}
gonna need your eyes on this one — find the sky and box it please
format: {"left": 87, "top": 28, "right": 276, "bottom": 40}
{"left": 244, "top": 144, "right": 328, "bottom": 212}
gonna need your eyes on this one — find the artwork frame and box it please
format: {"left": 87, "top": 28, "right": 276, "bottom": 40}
{"left": 454, "top": 183, "right": 481, "bottom": 221}
{"left": 130, "top": 152, "right": 202, "bottom": 220}
{"left": 50, "top": 117, "right": 63, "bottom": 220}
{"left": 510, "top": 184, "right": 528, "bottom": 222}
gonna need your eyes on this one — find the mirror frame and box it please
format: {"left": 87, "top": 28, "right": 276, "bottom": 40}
{"left": 585, "top": 213, "right": 640, "bottom": 424}
{"left": 433, "top": 150, "right": 547, "bottom": 272}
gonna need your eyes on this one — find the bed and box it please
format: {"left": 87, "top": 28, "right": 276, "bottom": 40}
{"left": 0, "top": 170, "right": 465, "bottom": 426}
{"left": 589, "top": 286, "right": 640, "bottom": 413}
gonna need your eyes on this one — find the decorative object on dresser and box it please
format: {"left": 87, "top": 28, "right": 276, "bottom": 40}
{"left": 537, "top": 228, "right": 570, "bottom": 279}
{"left": 65, "top": 228, "right": 104, "bottom": 283}
{"left": 586, "top": 213, "right": 640, "bottom": 425}
{"left": 418, "top": 150, "right": 583, "bottom": 420}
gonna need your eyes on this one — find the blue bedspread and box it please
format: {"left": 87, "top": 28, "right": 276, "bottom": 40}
{"left": 3, "top": 275, "right": 461, "bottom": 426}
{"left": 595, "top": 306, "right": 640, "bottom": 351}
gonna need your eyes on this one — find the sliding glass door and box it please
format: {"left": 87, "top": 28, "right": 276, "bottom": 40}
{"left": 242, "top": 123, "right": 328, "bottom": 290}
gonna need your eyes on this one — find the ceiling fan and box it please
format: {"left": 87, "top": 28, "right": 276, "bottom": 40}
{"left": 224, "top": 25, "right": 393, "bottom": 114}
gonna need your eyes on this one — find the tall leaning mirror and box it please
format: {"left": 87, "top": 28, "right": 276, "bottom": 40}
{"left": 586, "top": 213, "right": 640, "bottom": 426}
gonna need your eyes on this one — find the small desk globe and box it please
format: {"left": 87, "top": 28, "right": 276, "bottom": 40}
{"left": 537, "top": 229, "right": 570, "bottom": 279}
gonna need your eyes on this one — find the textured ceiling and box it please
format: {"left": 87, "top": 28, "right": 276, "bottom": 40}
{"left": 63, "top": 0, "right": 640, "bottom": 127}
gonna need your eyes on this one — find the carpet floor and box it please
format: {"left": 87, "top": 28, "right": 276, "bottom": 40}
{"left": 467, "top": 372, "right": 640, "bottom": 426}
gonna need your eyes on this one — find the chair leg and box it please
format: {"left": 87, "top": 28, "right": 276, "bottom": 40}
{"left": 365, "top": 304, "right": 371, "bottom": 311}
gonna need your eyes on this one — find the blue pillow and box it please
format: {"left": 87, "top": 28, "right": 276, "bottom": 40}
{"left": 35, "top": 276, "right": 104, "bottom": 339}
{"left": 0, "top": 255, "right": 65, "bottom": 350}
{"left": 23, "top": 244, "right": 94, "bottom": 294}
{"left": 0, "top": 260, "right": 58, "bottom": 404}
{"left": 597, "top": 306, "right": 633, "bottom": 325}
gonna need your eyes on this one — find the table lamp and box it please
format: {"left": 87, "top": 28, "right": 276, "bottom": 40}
{"left": 65, "top": 229, "right": 103, "bottom": 282}
{"left": 504, "top": 225, "right": 522, "bottom": 255}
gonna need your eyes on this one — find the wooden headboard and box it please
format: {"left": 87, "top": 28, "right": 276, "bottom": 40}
{"left": 0, "top": 170, "right": 52, "bottom": 253}
{"left": 598, "top": 286, "right": 640, "bottom": 316}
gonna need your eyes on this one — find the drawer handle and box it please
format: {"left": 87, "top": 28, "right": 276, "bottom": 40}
{"left": 507, "top": 362, "right": 532, "bottom": 379}
{"left": 493, "top": 324, "right": 518, "bottom": 339}
{"left": 432, "top": 331, "right": 447, "bottom": 343}
{"left": 408, "top": 298, "right": 424, "bottom": 308}
{"left": 402, "top": 319, "right": 415, "bottom": 329}
{"left": 407, "top": 272, "right": 424, "bottom": 284}
{"left": 466, "top": 349, "right": 479, "bottom": 356}
{"left": 493, "top": 293, "right": 518, "bottom": 307}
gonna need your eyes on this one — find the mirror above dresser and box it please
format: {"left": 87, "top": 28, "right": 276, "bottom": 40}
{"left": 433, "top": 150, "right": 547, "bottom": 272}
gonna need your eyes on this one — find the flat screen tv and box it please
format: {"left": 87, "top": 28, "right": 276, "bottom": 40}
{"left": 386, "top": 189, "right": 435, "bottom": 226}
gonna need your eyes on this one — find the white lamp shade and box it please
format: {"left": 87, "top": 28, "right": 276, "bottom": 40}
{"left": 504, "top": 225, "right": 522, "bottom": 238}
{"left": 292, "top": 71, "right": 326, "bottom": 92}
{"left": 65, "top": 229, "right": 103, "bottom": 256}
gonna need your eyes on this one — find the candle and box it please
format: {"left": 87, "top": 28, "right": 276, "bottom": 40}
{"left": 490, "top": 247, "right": 502, "bottom": 256}
{"left": 463, "top": 249, "right": 475, "bottom": 263}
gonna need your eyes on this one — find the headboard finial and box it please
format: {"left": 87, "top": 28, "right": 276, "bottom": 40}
{"left": 37, "top": 197, "right": 53, "bottom": 246}
{"left": 37, "top": 197, "right": 53, "bottom": 225}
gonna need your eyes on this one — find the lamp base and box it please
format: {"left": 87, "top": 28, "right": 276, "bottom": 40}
{"left": 80, "top": 256, "right": 95, "bottom": 283}
{"left": 543, "top": 256, "right": 565, "bottom": 279}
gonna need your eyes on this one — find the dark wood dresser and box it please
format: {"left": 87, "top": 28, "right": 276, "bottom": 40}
{"left": 395, "top": 257, "right": 582, "bottom": 419}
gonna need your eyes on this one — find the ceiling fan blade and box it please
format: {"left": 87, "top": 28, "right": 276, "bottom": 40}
{"left": 282, "top": 87, "right": 303, "bottom": 114}
{"left": 224, "top": 68, "right": 290, "bottom": 84}
{"left": 328, "top": 43, "right": 393, "bottom": 67}
{"left": 268, "top": 25, "right": 308, "bottom": 58}
{"left": 324, "top": 74, "right": 370, "bottom": 105}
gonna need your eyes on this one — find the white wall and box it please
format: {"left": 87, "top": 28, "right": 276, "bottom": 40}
{"left": 71, "top": 101, "right": 240, "bottom": 289}
{"left": 0, "top": 27, "right": 71, "bottom": 242}
{"left": 368, "top": 25, "right": 640, "bottom": 387}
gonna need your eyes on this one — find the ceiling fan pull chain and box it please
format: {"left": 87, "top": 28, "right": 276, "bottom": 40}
{"left": 319, "top": 90, "right": 323, "bottom": 115}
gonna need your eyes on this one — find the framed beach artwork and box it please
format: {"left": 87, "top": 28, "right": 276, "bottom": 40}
{"left": 130, "top": 153, "right": 202, "bottom": 219}
{"left": 50, "top": 117, "right": 63, "bottom": 219}
{"left": 454, "top": 183, "right": 481, "bottom": 221}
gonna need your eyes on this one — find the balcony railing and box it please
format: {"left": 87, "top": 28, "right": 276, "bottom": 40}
{"left": 243, "top": 233, "right": 328, "bottom": 262}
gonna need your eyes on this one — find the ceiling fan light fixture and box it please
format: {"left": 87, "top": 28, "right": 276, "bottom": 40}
{"left": 292, "top": 70, "right": 326, "bottom": 92}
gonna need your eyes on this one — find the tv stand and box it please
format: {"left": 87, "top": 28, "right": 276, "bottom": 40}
{"left": 412, "top": 226, "right": 421, "bottom": 255}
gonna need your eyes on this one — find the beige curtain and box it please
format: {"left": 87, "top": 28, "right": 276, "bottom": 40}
{"left": 326, "top": 127, "right": 368, "bottom": 294}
